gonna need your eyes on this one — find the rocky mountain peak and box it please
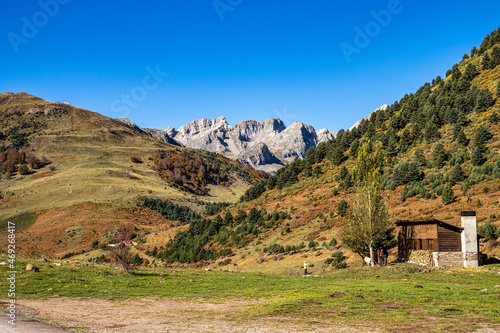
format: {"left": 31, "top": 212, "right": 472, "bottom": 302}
{"left": 118, "top": 115, "right": 336, "bottom": 174}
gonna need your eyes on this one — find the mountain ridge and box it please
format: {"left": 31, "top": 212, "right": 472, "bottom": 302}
{"left": 118, "top": 116, "right": 336, "bottom": 173}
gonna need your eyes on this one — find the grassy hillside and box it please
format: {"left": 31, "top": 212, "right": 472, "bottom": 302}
{"left": 0, "top": 93, "right": 259, "bottom": 257}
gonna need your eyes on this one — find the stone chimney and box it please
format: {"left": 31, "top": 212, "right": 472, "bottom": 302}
{"left": 461, "top": 211, "right": 478, "bottom": 268}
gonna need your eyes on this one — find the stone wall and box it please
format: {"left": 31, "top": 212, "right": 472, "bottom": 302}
{"left": 408, "top": 250, "right": 433, "bottom": 265}
{"left": 432, "top": 251, "right": 464, "bottom": 267}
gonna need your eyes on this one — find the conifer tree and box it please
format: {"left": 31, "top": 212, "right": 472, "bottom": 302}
{"left": 482, "top": 53, "right": 492, "bottom": 70}
{"left": 471, "top": 146, "right": 486, "bottom": 166}
{"left": 412, "top": 148, "right": 427, "bottom": 167}
{"left": 431, "top": 143, "right": 448, "bottom": 168}
{"left": 457, "top": 130, "right": 469, "bottom": 147}
{"left": 441, "top": 184, "right": 456, "bottom": 205}
{"left": 449, "top": 164, "right": 466, "bottom": 185}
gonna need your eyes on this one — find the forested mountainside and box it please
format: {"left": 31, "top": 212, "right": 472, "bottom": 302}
{"left": 242, "top": 26, "right": 500, "bottom": 205}
{"left": 136, "top": 27, "right": 500, "bottom": 270}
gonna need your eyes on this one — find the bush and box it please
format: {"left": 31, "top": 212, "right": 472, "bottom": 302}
{"left": 337, "top": 200, "right": 349, "bottom": 217}
{"left": 325, "top": 251, "right": 347, "bottom": 269}
{"left": 478, "top": 222, "right": 498, "bottom": 240}
{"left": 130, "top": 156, "right": 143, "bottom": 163}
{"left": 329, "top": 238, "right": 338, "bottom": 248}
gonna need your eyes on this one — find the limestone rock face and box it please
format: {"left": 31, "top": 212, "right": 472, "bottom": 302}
{"left": 349, "top": 104, "right": 388, "bottom": 131}
{"left": 118, "top": 116, "right": 336, "bottom": 173}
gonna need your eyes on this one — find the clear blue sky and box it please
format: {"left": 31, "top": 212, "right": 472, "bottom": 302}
{"left": 1, "top": 1, "right": 499, "bottom": 132}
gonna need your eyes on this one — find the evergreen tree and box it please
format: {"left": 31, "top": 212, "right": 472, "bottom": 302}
{"left": 339, "top": 165, "right": 349, "bottom": 180}
{"left": 490, "top": 110, "right": 499, "bottom": 124}
{"left": 337, "top": 199, "right": 349, "bottom": 217}
{"left": 392, "top": 162, "right": 423, "bottom": 186}
{"left": 431, "top": 143, "right": 448, "bottom": 168}
{"left": 477, "top": 222, "right": 498, "bottom": 240}
{"left": 474, "top": 125, "right": 493, "bottom": 147}
{"left": 449, "top": 164, "right": 466, "bottom": 185}
{"left": 461, "top": 63, "right": 478, "bottom": 82}
{"left": 412, "top": 148, "right": 427, "bottom": 167}
{"left": 474, "top": 89, "right": 495, "bottom": 113}
{"left": 491, "top": 45, "right": 500, "bottom": 68}
{"left": 424, "top": 120, "right": 440, "bottom": 142}
{"left": 452, "top": 123, "right": 461, "bottom": 141}
{"left": 471, "top": 146, "right": 486, "bottom": 166}
{"left": 441, "top": 184, "right": 455, "bottom": 205}
{"left": 457, "top": 130, "right": 469, "bottom": 147}
{"left": 481, "top": 53, "right": 492, "bottom": 70}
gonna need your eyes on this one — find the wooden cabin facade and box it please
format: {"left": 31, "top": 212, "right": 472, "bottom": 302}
{"left": 395, "top": 218, "right": 463, "bottom": 261}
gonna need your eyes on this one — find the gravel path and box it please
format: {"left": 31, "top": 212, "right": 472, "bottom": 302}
{"left": 0, "top": 312, "right": 73, "bottom": 332}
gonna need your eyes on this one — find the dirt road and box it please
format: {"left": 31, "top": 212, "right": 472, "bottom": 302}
{"left": 10, "top": 297, "right": 368, "bottom": 333}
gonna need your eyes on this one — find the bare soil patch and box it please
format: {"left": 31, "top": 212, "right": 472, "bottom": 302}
{"left": 14, "top": 297, "right": 372, "bottom": 332}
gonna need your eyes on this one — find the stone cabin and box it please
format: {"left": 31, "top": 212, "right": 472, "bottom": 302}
{"left": 396, "top": 211, "right": 479, "bottom": 268}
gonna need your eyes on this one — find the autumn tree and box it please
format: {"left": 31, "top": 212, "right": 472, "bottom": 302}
{"left": 341, "top": 142, "right": 392, "bottom": 266}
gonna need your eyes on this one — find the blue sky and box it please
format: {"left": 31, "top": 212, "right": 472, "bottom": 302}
{"left": 1, "top": 1, "right": 499, "bottom": 132}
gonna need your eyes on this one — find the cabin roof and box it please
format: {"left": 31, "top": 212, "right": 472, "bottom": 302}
{"left": 395, "top": 218, "right": 463, "bottom": 232}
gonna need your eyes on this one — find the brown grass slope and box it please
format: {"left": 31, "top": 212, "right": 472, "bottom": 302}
{"left": 0, "top": 93, "right": 252, "bottom": 257}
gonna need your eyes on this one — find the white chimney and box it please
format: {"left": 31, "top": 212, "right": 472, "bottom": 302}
{"left": 461, "top": 211, "right": 478, "bottom": 268}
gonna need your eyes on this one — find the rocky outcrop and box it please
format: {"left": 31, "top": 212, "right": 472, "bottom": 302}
{"left": 116, "top": 118, "right": 180, "bottom": 146}
{"left": 349, "top": 104, "right": 388, "bottom": 131}
{"left": 118, "top": 116, "right": 336, "bottom": 173}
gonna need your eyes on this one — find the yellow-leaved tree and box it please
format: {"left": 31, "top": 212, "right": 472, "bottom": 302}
{"left": 341, "top": 141, "right": 393, "bottom": 266}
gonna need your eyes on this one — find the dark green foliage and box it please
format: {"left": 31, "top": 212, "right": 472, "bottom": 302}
{"left": 490, "top": 111, "right": 499, "bottom": 124}
{"left": 424, "top": 121, "right": 441, "bottom": 143}
{"left": 141, "top": 197, "right": 201, "bottom": 223}
{"left": 203, "top": 202, "right": 231, "bottom": 216}
{"left": 339, "top": 166, "right": 349, "bottom": 181}
{"left": 241, "top": 180, "right": 267, "bottom": 202}
{"left": 337, "top": 200, "right": 349, "bottom": 217}
{"left": 482, "top": 53, "right": 492, "bottom": 70}
{"left": 497, "top": 80, "right": 500, "bottom": 99}
{"left": 412, "top": 148, "right": 427, "bottom": 167}
{"left": 392, "top": 162, "right": 423, "bottom": 186}
{"left": 477, "top": 222, "right": 498, "bottom": 240}
{"left": 329, "top": 238, "right": 338, "bottom": 248}
{"left": 471, "top": 146, "right": 486, "bottom": 166}
{"left": 325, "top": 251, "right": 347, "bottom": 269}
{"left": 449, "top": 164, "right": 466, "bottom": 185}
{"left": 474, "top": 126, "right": 493, "bottom": 147}
{"left": 456, "top": 129, "right": 469, "bottom": 147}
{"left": 263, "top": 242, "right": 305, "bottom": 254}
{"left": 441, "top": 184, "right": 455, "bottom": 205}
{"left": 431, "top": 143, "right": 448, "bottom": 169}
{"left": 474, "top": 89, "right": 495, "bottom": 113}
{"left": 131, "top": 253, "right": 143, "bottom": 266}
